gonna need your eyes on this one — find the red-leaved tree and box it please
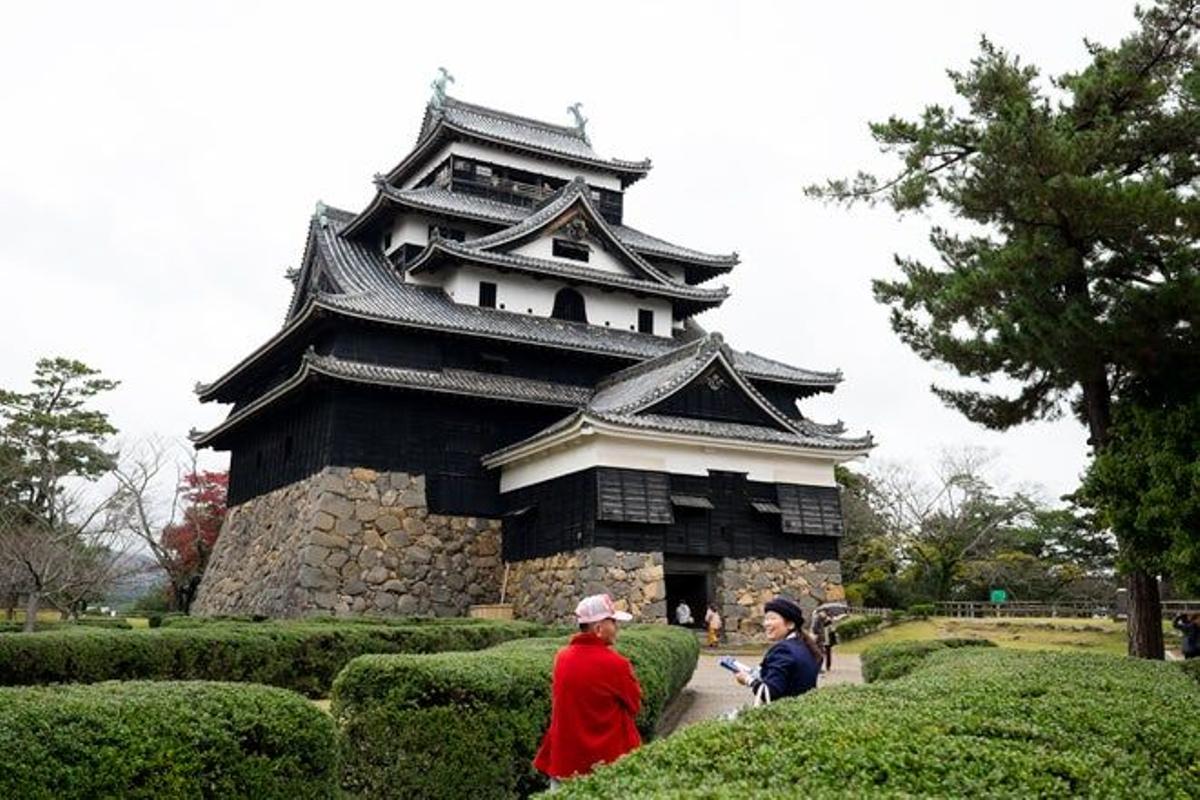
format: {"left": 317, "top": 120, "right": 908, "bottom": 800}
{"left": 160, "top": 470, "right": 227, "bottom": 612}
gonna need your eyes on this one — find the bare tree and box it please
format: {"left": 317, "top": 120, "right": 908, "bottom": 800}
{"left": 870, "top": 450, "right": 1036, "bottom": 602}
{"left": 110, "top": 438, "right": 219, "bottom": 613}
{"left": 0, "top": 486, "right": 139, "bottom": 630}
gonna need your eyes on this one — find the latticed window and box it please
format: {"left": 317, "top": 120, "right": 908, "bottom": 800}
{"left": 775, "top": 485, "right": 844, "bottom": 536}
{"left": 596, "top": 468, "right": 674, "bottom": 524}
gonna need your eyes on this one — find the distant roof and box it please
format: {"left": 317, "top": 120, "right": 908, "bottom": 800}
{"left": 382, "top": 97, "right": 651, "bottom": 188}
{"left": 196, "top": 205, "right": 841, "bottom": 402}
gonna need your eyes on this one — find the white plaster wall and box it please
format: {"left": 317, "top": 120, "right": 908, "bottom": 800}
{"left": 432, "top": 264, "right": 672, "bottom": 335}
{"left": 383, "top": 212, "right": 491, "bottom": 255}
{"left": 497, "top": 432, "right": 841, "bottom": 492}
{"left": 511, "top": 235, "right": 633, "bottom": 276}
{"left": 401, "top": 141, "right": 623, "bottom": 191}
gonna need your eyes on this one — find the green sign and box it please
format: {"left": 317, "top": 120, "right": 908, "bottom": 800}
{"left": 990, "top": 589, "right": 1008, "bottom": 604}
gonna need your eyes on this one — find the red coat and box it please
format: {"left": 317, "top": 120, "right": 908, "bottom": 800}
{"left": 533, "top": 632, "right": 643, "bottom": 779}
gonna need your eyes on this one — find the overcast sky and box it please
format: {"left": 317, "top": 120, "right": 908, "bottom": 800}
{"left": 0, "top": 1, "right": 1144, "bottom": 502}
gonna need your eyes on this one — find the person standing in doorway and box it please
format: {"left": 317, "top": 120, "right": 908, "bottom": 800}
{"left": 675, "top": 600, "right": 694, "bottom": 627}
{"left": 534, "top": 593, "right": 642, "bottom": 789}
{"left": 704, "top": 603, "right": 723, "bottom": 648}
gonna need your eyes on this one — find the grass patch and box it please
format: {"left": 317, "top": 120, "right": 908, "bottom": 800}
{"left": 837, "top": 616, "right": 1137, "bottom": 656}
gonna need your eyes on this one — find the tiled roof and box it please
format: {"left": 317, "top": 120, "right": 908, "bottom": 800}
{"left": 196, "top": 206, "right": 839, "bottom": 400}
{"left": 587, "top": 332, "right": 807, "bottom": 433}
{"left": 418, "top": 98, "right": 651, "bottom": 175}
{"left": 587, "top": 335, "right": 717, "bottom": 415}
{"left": 369, "top": 184, "right": 737, "bottom": 270}
{"left": 483, "top": 408, "right": 874, "bottom": 466}
{"left": 591, "top": 411, "right": 873, "bottom": 450}
{"left": 308, "top": 353, "right": 589, "bottom": 406}
{"left": 411, "top": 239, "right": 728, "bottom": 305}
{"left": 192, "top": 351, "right": 589, "bottom": 446}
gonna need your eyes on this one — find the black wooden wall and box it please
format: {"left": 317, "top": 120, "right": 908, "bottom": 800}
{"left": 224, "top": 381, "right": 563, "bottom": 510}
{"left": 226, "top": 388, "right": 336, "bottom": 505}
{"left": 502, "top": 467, "right": 840, "bottom": 564}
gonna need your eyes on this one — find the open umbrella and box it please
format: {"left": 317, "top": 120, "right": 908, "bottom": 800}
{"left": 815, "top": 601, "right": 851, "bottom": 620}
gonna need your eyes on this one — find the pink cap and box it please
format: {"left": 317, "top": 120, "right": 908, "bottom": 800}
{"left": 575, "top": 593, "right": 634, "bottom": 624}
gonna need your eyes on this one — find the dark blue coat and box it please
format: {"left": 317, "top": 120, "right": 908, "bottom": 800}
{"left": 750, "top": 635, "right": 820, "bottom": 701}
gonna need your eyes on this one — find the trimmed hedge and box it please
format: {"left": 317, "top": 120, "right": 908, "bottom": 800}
{"left": 553, "top": 647, "right": 1200, "bottom": 798}
{"left": 333, "top": 624, "right": 699, "bottom": 799}
{"left": 860, "top": 637, "right": 995, "bottom": 682}
{"left": 0, "top": 617, "right": 134, "bottom": 634}
{"left": 1182, "top": 658, "right": 1200, "bottom": 684}
{"left": 831, "top": 614, "right": 884, "bottom": 641}
{"left": 0, "top": 619, "right": 551, "bottom": 696}
{"left": 0, "top": 680, "right": 337, "bottom": 799}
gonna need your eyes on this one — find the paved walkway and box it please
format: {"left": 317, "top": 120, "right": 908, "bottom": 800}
{"left": 659, "top": 651, "right": 863, "bottom": 735}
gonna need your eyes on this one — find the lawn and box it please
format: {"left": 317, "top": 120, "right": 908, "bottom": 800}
{"left": 838, "top": 616, "right": 1178, "bottom": 656}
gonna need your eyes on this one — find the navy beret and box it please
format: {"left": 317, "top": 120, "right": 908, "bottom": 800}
{"left": 764, "top": 596, "right": 805, "bottom": 627}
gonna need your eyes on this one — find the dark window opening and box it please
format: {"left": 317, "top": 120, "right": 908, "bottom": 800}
{"left": 429, "top": 225, "right": 466, "bottom": 242}
{"left": 638, "top": 308, "right": 655, "bottom": 334}
{"left": 552, "top": 240, "right": 590, "bottom": 262}
{"left": 551, "top": 288, "right": 588, "bottom": 323}
{"left": 478, "top": 281, "right": 497, "bottom": 308}
{"left": 382, "top": 229, "right": 392, "bottom": 251}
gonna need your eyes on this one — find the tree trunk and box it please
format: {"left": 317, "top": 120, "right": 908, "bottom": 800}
{"left": 23, "top": 591, "right": 38, "bottom": 633}
{"left": 1081, "top": 372, "right": 1165, "bottom": 659}
{"left": 1126, "top": 569, "right": 1164, "bottom": 659}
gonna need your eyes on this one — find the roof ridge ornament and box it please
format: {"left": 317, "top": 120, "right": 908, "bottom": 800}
{"left": 430, "top": 67, "right": 455, "bottom": 111}
{"left": 566, "top": 102, "right": 589, "bottom": 144}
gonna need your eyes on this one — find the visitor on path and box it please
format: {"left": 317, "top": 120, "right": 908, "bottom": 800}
{"left": 1175, "top": 613, "right": 1200, "bottom": 659}
{"left": 733, "top": 596, "right": 821, "bottom": 702}
{"left": 534, "top": 593, "right": 643, "bottom": 789}
{"left": 704, "top": 603, "right": 722, "bottom": 647}
{"left": 812, "top": 609, "right": 838, "bottom": 672}
{"left": 675, "top": 600, "right": 694, "bottom": 626}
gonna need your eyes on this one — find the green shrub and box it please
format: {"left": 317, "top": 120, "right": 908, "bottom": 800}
{"left": 1181, "top": 658, "right": 1200, "bottom": 685}
{"left": 860, "top": 638, "right": 995, "bottom": 682}
{"left": 831, "top": 615, "right": 884, "bottom": 641}
{"left": 333, "top": 624, "right": 699, "bottom": 800}
{"left": 0, "top": 680, "right": 337, "bottom": 799}
{"left": 886, "top": 608, "right": 909, "bottom": 623}
{"left": 554, "top": 648, "right": 1200, "bottom": 798}
{"left": 0, "top": 619, "right": 551, "bottom": 696}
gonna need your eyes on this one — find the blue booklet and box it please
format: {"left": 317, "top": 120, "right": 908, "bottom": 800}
{"left": 718, "top": 656, "right": 754, "bottom": 674}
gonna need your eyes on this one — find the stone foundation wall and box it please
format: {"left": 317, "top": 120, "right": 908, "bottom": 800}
{"left": 715, "top": 556, "right": 844, "bottom": 641}
{"left": 194, "top": 467, "right": 503, "bottom": 617}
{"left": 506, "top": 548, "right": 667, "bottom": 624}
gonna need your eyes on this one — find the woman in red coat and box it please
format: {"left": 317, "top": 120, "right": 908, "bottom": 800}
{"left": 534, "top": 593, "right": 642, "bottom": 786}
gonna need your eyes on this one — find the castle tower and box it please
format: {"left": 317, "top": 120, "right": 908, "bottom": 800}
{"left": 192, "top": 90, "right": 872, "bottom": 636}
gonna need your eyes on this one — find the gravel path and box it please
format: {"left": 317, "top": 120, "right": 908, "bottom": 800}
{"left": 659, "top": 650, "right": 863, "bottom": 734}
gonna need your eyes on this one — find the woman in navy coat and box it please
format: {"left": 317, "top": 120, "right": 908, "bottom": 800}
{"left": 733, "top": 596, "right": 822, "bottom": 701}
